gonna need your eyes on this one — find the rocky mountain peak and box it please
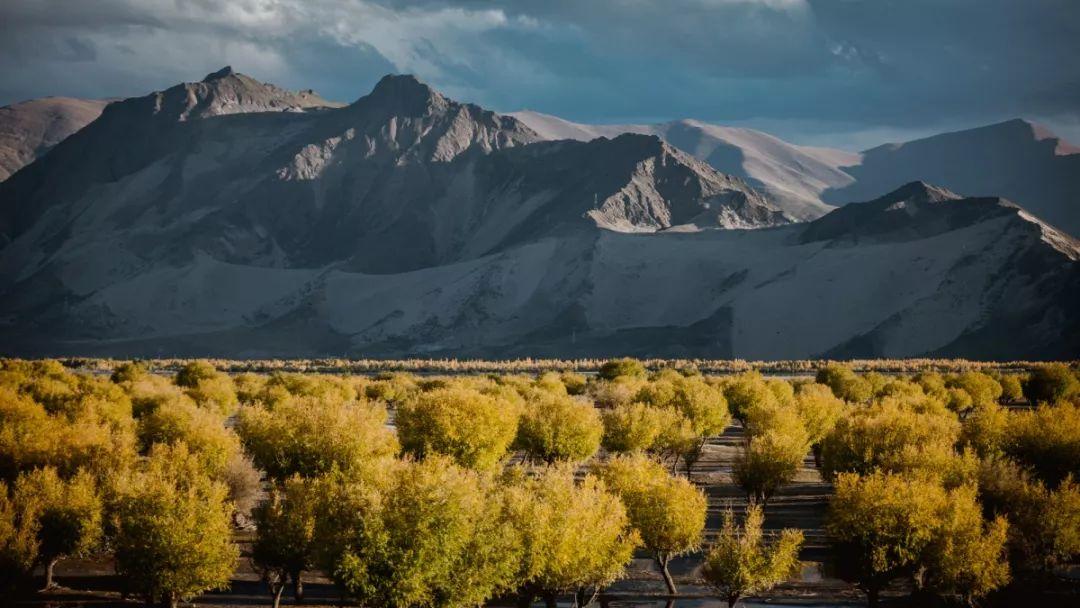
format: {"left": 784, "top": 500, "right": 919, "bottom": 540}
{"left": 201, "top": 65, "right": 236, "bottom": 82}
{"left": 359, "top": 73, "right": 445, "bottom": 116}
{"left": 875, "top": 180, "right": 962, "bottom": 206}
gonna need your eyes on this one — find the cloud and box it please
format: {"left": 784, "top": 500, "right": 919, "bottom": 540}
{"left": 0, "top": 0, "right": 1077, "bottom": 148}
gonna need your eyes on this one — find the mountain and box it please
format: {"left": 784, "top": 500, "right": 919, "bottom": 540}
{"left": 512, "top": 112, "right": 1080, "bottom": 237}
{"left": 0, "top": 97, "right": 110, "bottom": 181}
{"left": 0, "top": 71, "right": 1075, "bottom": 359}
{"left": 822, "top": 119, "right": 1080, "bottom": 236}
{"left": 510, "top": 111, "right": 857, "bottom": 221}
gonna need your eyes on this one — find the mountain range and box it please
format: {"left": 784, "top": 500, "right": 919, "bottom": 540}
{"left": 0, "top": 69, "right": 1076, "bottom": 358}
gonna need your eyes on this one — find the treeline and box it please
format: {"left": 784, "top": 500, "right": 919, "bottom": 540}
{"left": 60, "top": 356, "right": 1068, "bottom": 375}
{"left": 0, "top": 358, "right": 1078, "bottom": 608}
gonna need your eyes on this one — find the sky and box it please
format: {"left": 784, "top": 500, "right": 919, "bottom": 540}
{"left": 1, "top": 0, "right": 1078, "bottom": 150}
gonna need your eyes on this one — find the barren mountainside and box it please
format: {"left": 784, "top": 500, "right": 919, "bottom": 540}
{"left": 0, "top": 71, "right": 1076, "bottom": 358}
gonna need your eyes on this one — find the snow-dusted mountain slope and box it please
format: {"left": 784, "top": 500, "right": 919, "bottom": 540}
{"left": 510, "top": 111, "right": 857, "bottom": 221}
{"left": 0, "top": 97, "right": 110, "bottom": 181}
{"left": 511, "top": 112, "right": 1080, "bottom": 237}
{"left": 0, "top": 71, "right": 1076, "bottom": 358}
{"left": 823, "top": 119, "right": 1080, "bottom": 236}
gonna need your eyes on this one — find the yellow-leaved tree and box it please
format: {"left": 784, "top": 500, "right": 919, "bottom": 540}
{"left": 701, "top": 505, "right": 803, "bottom": 607}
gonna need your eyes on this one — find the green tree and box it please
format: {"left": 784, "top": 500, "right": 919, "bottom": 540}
{"left": 252, "top": 476, "right": 320, "bottom": 608}
{"left": 112, "top": 443, "right": 238, "bottom": 608}
{"left": 995, "top": 374, "right": 1024, "bottom": 403}
{"left": 237, "top": 396, "right": 397, "bottom": 481}
{"left": 515, "top": 392, "right": 602, "bottom": 464}
{"left": 701, "top": 505, "right": 804, "bottom": 607}
{"left": 598, "top": 358, "right": 647, "bottom": 381}
{"left": 396, "top": 386, "right": 519, "bottom": 471}
{"left": 595, "top": 454, "right": 707, "bottom": 594}
{"left": 946, "top": 372, "right": 1002, "bottom": 409}
{"left": 502, "top": 466, "right": 639, "bottom": 607}
{"left": 13, "top": 468, "right": 102, "bottom": 589}
{"left": 1024, "top": 363, "right": 1079, "bottom": 404}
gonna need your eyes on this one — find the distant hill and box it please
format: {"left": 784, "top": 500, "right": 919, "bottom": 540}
{"left": 0, "top": 97, "right": 110, "bottom": 181}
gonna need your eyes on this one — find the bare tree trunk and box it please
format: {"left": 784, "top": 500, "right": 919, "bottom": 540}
{"left": 292, "top": 572, "right": 304, "bottom": 602}
{"left": 867, "top": 586, "right": 879, "bottom": 608}
{"left": 658, "top": 552, "right": 677, "bottom": 595}
{"left": 272, "top": 583, "right": 286, "bottom": 608}
{"left": 544, "top": 592, "right": 558, "bottom": 608}
{"left": 727, "top": 592, "right": 740, "bottom": 607}
{"left": 42, "top": 557, "right": 58, "bottom": 590}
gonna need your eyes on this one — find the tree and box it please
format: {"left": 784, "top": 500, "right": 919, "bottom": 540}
{"left": 174, "top": 360, "right": 238, "bottom": 415}
{"left": 598, "top": 358, "right": 647, "bottom": 381}
{"left": 329, "top": 456, "right": 520, "bottom": 608}
{"left": 959, "top": 402, "right": 1011, "bottom": 458}
{"left": 701, "top": 505, "right": 803, "bottom": 607}
{"left": 601, "top": 402, "right": 667, "bottom": 453}
{"left": 977, "top": 458, "right": 1080, "bottom": 573}
{"left": 502, "top": 466, "right": 639, "bottom": 607}
{"left": 0, "top": 480, "right": 39, "bottom": 592}
{"left": 815, "top": 365, "right": 873, "bottom": 403}
{"left": 12, "top": 468, "right": 102, "bottom": 589}
{"left": 995, "top": 374, "right": 1024, "bottom": 403}
{"left": 1023, "top": 363, "right": 1079, "bottom": 404}
{"left": 736, "top": 401, "right": 810, "bottom": 504}
{"left": 793, "top": 383, "right": 846, "bottom": 467}
{"left": 595, "top": 454, "right": 707, "bottom": 594}
{"left": 395, "top": 386, "right": 519, "bottom": 471}
{"left": 137, "top": 398, "right": 240, "bottom": 476}
{"left": 237, "top": 396, "right": 398, "bottom": 481}
{"left": 820, "top": 396, "right": 960, "bottom": 480}
{"left": 723, "top": 372, "right": 777, "bottom": 424}
{"left": 827, "top": 472, "right": 947, "bottom": 607}
{"left": 945, "top": 372, "right": 1002, "bottom": 409}
{"left": 923, "top": 484, "right": 1010, "bottom": 606}
{"left": 112, "top": 444, "right": 238, "bottom": 608}
{"left": 252, "top": 476, "right": 320, "bottom": 608}
{"left": 1004, "top": 401, "right": 1080, "bottom": 487}
{"left": 515, "top": 392, "right": 603, "bottom": 465}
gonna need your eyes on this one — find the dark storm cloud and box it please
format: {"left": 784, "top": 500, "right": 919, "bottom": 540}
{"left": 0, "top": 0, "right": 1077, "bottom": 148}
